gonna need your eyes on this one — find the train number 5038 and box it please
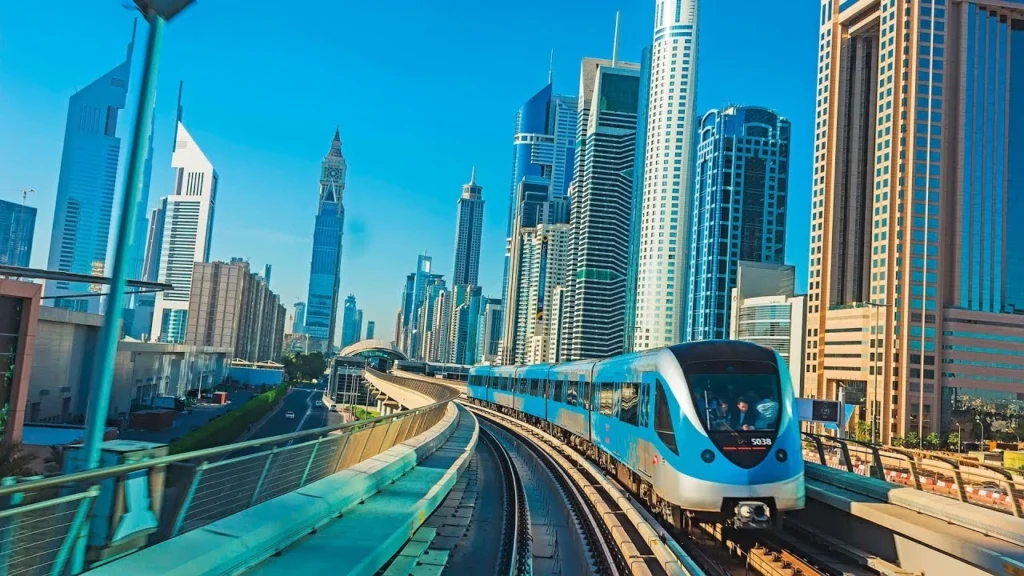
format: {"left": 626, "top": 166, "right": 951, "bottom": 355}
{"left": 750, "top": 438, "right": 773, "bottom": 446}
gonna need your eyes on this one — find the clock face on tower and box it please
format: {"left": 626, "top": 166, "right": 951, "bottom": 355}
{"left": 328, "top": 168, "right": 339, "bottom": 179}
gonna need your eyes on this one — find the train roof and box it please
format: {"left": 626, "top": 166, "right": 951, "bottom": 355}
{"left": 668, "top": 340, "right": 778, "bottom": 365}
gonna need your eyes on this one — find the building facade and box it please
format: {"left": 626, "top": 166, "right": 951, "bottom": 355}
{"left": 563, "top": 56, "right": 642, "bottom": 361}
{"left": 502, "top": 82, "right": 578, "bottom": 336}
{"left": 44, "top": 31, "right": 135, "bottom": 313}
{"left": 0, "top": 199, "right": 36, "bottom": 267}
{"left": 504, "top": 223, "right": 570, "bottom": 364}
{"left": 185, "top": 260, "right": 285, "bottom": 362}
{"left": 728, "top": 262, "right": 806, "bottom": 396}
{"left": 341, "top": 294, "right": 362, "bottom": 349}
{"left": 366, "top": 320, "right": 375, "bottom": 340}
{"left": 304, "top": 129, "right": 347, "bottom": 353}
{"left": 292, "top": 302, "right": 306, "bottom": 334}
{"left": 151, "top": 117, "right": 218, "bottom": 344}
{"left": 450, "top": 284, "right": 483, "bottom": 365}
{"left": 479, "top": 298, "right": 503, "bottom": 363}
{"left": 686, "top": 106, "right": 792, "bottom": 342}
{"left": 625, "top": 45, "right": 653, "bottom": 352}
{"left": 453, "top": 169, "right": 484, "bottom": 286}
{"left": 808, "top": 0, "right": 1024, "bottom": 443}
{"left": 634, "top": 0, "right": 701, "bottom": 350}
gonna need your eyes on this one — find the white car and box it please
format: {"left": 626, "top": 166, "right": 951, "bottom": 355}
{"left": 284, "top": 411, "right": 296, "bottom": 420}
{"left": 315, "top": 400, "right": 323, "bottom": 407}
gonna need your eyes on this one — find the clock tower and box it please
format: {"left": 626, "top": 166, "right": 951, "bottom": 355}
{"left": 304, "top": 128, "right": 348, "bottom": 352}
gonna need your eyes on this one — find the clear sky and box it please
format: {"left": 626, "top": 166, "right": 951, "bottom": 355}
{"left": 0, "top": 1, "right": 818, "bottom": 347}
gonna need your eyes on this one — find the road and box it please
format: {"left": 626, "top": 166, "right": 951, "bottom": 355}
{"left": 231, "top": 384, "right": 343, "bottom": 457}
{"left": 120, "top": 390, "right": 254, "bottom": 444}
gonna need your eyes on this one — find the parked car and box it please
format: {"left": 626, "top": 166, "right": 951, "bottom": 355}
{"left": 284, "top": 411, "right": 296, "bottom": 420}
{"left": 315, "top": 400, "right": 323, "bottom": 407}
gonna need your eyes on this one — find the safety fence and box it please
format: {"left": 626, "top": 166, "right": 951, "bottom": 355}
{"left": 802, "top": 432, "right": 1024, "bottom": 517}
{"left": 0, "top": 371, "right": 461, "bottom": 576}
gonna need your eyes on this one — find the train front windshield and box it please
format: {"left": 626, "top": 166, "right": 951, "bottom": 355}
{"left": 682, "top": 359, "right": 782, "bottom": 467}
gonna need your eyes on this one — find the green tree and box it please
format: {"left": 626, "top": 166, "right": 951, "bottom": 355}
{"left": 0, "top": 443, "right": 35, "bottom": 479}
{"left": 282, "top": 352, "right": 328, "bottom": 382}
{"left": 855, "top": 421, "right": 872, "bottom": 442}
{"left": 924, "top": 432, "right": 940, "bottom": 450}
{"left": 904, "top": 431, "right": 921, "bottom": 449}
{"left": 891, "top": 436, "right": 904, "bottom": 447}
{"left": 947, "top": 432, "right": 961, "bottom": 452}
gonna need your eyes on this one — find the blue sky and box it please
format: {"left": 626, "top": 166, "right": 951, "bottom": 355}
{"left": 0, "top": 1, "right": 818, "bottom": 346}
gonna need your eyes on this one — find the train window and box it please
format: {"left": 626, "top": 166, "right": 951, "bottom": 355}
{"left": 521, "top": 378, "right": 529, "bottom": 394}
{"left": 638, "top": 382, "right": 651, "bottom": 427}
{"left": 599, "top": 383, "right": 614, "bottom": 416}
{"left": 554, "top": 379, "right": 564, "bottom": 403}
{"left": 529, "top": 378, "right": 539, "bottom": 396}
{"left": 654, "top": 379, "right": 678, "bottom": 454}
{"left": 683, "top": 360, "right": 781, "bottom": 433}
{"left": 567, "top": 380, "right": 578, "bottom": 406}
{"left": 582, "top": 380, "right": 592, "bottom": 411}
{"left": 620, "top": 382, "right": 639, "bottom": 426}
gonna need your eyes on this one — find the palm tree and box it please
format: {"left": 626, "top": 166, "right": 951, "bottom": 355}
{"left": 0, "top": 443, "right": 35, "bottom": 479}
{"left": 44, "top": 446, "right": 66, "bottom": 475}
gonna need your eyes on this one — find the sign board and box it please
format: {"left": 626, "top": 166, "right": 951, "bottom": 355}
{"left": 796, "top": 398, "right": 841, "bottom": 424}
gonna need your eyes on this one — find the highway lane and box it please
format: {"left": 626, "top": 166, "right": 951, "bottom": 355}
{"left": 230, "top": 384, "right": 342, "bottom": 457}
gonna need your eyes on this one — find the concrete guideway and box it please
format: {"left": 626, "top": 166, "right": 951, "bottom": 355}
{"left": 363, "top": 370, "right": 435, "bottom": 413}
{"left": 84, "top": 403, "right": 472, "bottom": 576}
{"left": 799, "top": 462, "right": 1024, "bottom": 576}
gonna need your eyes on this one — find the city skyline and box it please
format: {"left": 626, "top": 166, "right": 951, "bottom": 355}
{"left": 1, "top": 1, "right": 817, "bottom": 346}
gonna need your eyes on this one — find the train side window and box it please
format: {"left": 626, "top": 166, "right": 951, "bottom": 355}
{"left": 620, "top": 382, "right": 639, "bottom": 426}
{"left": 638, "top": 381, "right": 651, "bottom": 427}
{"left": 599, "top": 383, "right": 613, "bottom": 416}
{"left": 654, "top": 379, "right": 678, "bottom": 454}
{"left": 567, "top": 380, "right": 578, "bottom": 406}
{"left": 521, "top": 378, "right": 529, "bottom": 394}
{"left": 528, "top": 378, "right": 537, "bottom": 396}
{"left": 582, "top": 380, "right": 592, "bottom": 411}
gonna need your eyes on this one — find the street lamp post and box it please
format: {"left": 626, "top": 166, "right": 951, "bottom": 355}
{"left": 956, "top": 423, "right": 961, "bottom": 453}
{"left": 79, "top": 1, "right": 194, "bottom": 473}
{"left": 863, "top": 301, "right": 890, "bottom": 444}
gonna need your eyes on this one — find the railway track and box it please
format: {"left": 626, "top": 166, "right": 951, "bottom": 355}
{"left": 477, "top": 425, "right": 532, "bottom": 575}
{"left": 466, "top": 401, "right": 871, "bottom": 576}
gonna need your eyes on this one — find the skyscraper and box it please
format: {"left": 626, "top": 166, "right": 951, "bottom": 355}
{"left": 292, "top": 302, "right": 306, "bottom": 334}
{"left": 502, "top": 80, "right": 578, "bottom": 336}
{"left": 479, "top": 298, "right": 503, "bottom": 363}
{"left": 504, "top": 223, "right": 571, "bottom": 364}
{"left": 450, "top": 284, "right": 483, "bottom": 365}
{"left": 151, "top": 89, "right": 218, "bottom": 344}
{"left": 453, "top": 169, "right": 484, "bottom": 286}
{"left": 304, "top": 129, "right": 347, "bottom": 353}
{"left": 809, "top": 0, "right": 1024, "bottom": 442}
{"left": 396, "top": 273, "right": 416, "bottom": 354}
{"left": 45, "top": 27, "right": 135, "bottom": 313}
{"left": 562, "top": 46, "right": 642, "bottom": 362}
{"left": 341, "top": 295, "right": 360, "bottom": 349}
{"left": 685, "top": 106, "right": 791, "bottom": 342}
{"left": 128, "top": 112, "right": 157, "bottom": 284}
{"left": 0, "top": 199, "right": 36, "bottom": 267}
{"left": 365, "top": 320, "right": 375, "bottom": 340}
{"left": 634, "top": 0, "right": 700, "bottom": 350}
{"left": 418, "top": 276, "right": 449, "bottom": 362}
{"left": 624, "top": 45, "right": 653, "bottom": 352}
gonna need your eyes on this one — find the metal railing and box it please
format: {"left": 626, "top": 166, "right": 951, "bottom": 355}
{"left": 0, "top": 371, "right": 460, "bottom": 576}
{"left": 802, "top": 432, "right": 1024, "bottom": 517}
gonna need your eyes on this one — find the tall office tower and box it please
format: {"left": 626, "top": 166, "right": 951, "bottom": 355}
{"left": 397, "top": 273, "right": 416, "bottom": 354}
{"left": 479, "top": 298, "right": 503, "bottom": 363}
{"left": 427, "top": 290, "right": 452, "bottom": 363}
{"left": 625, "top": 45, "right": 653, "bottom": 352}
{"left": 502, "top": 79, "right": 578, "bottom": 334}
{"left": 142, "top": 206, "right": 164, "bottom": 282}
{"left": 452, "top": 169, "right": 484, "bottom": 286}
{"left": 685, "top": 106, "right": 791, "bottom": 342}
{"left": 341, "top": 295, "right": 360, "bottom": 348}
{"left": 45, "top": 27, "right": 135, "bottom": 313}
{"left": 0, "top": 199, "right": 36, "bottom": 267}
{"left": 810, "top": 0, "right": 1024, "bottom": 443}
{"left": 151, "top": 89, "right": 218, "bottom": 344}
{"left": 128, "top": 110, "right": 157, "bottom": 284}
{"left": 292, "top": 302, "right": 306, "bottom": 334}
{"left": 634, "top": 0, "right": 701, "bottom": 350}
{"left": 562, "top": 45, "right": 642, "bottom": 362}
{"left": 366, "top": 320, "right": 375, "bottom": 340}
{"left": 729, "top": 262, "right": 805, "bottom": 397}
{"left": 418, "top": 277, "right": 449, "bottom": 362}
{"left": 450, "top": 284, "right": 483, "bottom": 365}
{"left": 186, "top": 260, "right": 287, "bottom": 362}
{"left": 503, "top": 223, "right": 570, "bottom": 364}
{"left": 304, "top": 129, "right": 347, "bottom": 353}
{"left": 406, "top": 255, "right": 436, "bottom": 358}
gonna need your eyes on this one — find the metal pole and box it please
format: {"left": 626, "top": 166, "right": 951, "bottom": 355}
{"left": 80, "top": 15, "right": 165, "bottom": 471}
{"left": 873, "top": 304, "right": 879, "bottom": 444}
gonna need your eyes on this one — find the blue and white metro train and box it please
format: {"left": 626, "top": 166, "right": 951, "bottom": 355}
{"left": 467, "top": 340, "right": 805, "bottom": 530}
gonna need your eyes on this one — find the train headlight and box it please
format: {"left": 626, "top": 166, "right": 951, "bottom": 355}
{"left": 775, "top": 449, "right": 788, "bottom": 463}
{"left": 738, "top": 504, "right": 754, "bottom": 518}
{"left": 701, "top": 449, "right": 715, "bottom": 463}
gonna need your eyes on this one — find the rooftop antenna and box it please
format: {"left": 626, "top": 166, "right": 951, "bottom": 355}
{"left": 611, "top": 11, "right": 621, "bottom": 67}
{"left": 173, "top": 80, "right": 184, "bottom": 148}
{"left": 548, "top": 49, "right": 554, "bottom": 84}
{"left": 127, "top": 18, "right": 138, "bottom": 60}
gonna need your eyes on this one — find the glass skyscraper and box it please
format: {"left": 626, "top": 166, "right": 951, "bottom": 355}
{"left": 341, "top": 294, "right": 362, "bottom": 349}
{"left": 452, "top": 169, "right": 484, "bottom": 286}
{"left": 45, "top": 29, "right": 135, "bottom": 313}
{"left": 562, "top": 56, "right": 642, "bottom": 361}
{"left": 809, "top": 0, "right": 1024, "bottom": 442}
{"left": 304, "top": 129, "right": 346, "bottom": 353}
{"left": 634, "top": 0, "right": 701, "bottom": 350}
{"left": 624, "top": 45, "right": 653, "bottom": 353}
{"left": 0, "top": 199, "right": 36, "bottom": 267}
{"left": 685, "top": 106, "right": 791, "bottom": 342}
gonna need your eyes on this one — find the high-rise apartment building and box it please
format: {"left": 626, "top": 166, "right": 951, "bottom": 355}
{"left": 450, "top": 284, "right": 483, "bottom": 365}
{"left": 562, "top": 51, "right": 642, "bottom": 361}
{"left": 151, "top": 98, "right": 218, "bottom": 344}
{"left": 503, "top": 223, "right": 571, "bottom": 364}
{"left": 625, "top": 45, "right": 653, "bottom": 352}
{"left": 366, "top": 320, "right": 375, "bottom": 340}
{"left": 186, "top": 260, "right": 286, "bottom": 362}
{"left": 634, "top": 0, "right": 701, "bottom": 350}
{"left": 292, "top": 302, "right": 306, "bottom": 334}
{"left": 685, "top": 106, "right": 792, "bottom": 342}
{"left": 341, "top": 295, "right": 361, "bottom": 349}
{"left": 45, "top": 29, "right": 135, "bottom": 313}
{"left": 453, "top": 169, "right": 484, "bottom": 286}
{"left": 479, "top": 298, "right": 503, "bottom": 363}
{"left": 0, "top": 199, "right": 36, "bottom": 267}
{"left": 501, "top": 81, "right": 578, "bottom": 337}
{"left": 396, "top": 273, "right": 416, "bottom": 354}
{"left": 418, "top": 277, "right": 449, "bottom": 362}
{"left": 304, "top": 130, "right": 346, "bottom": 353}
{"left": 729, "top": 262, "right": 806, "bottom": 396}
{"left": 809, "top": 0, "right": 1024, "bottom": 442}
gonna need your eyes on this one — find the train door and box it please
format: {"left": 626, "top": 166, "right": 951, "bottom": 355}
{"left": 636, "top": 372, "right": 659, "bottom": 481}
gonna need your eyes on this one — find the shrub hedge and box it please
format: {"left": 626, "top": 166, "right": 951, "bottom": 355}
{"left": 168, "top": 383, "right": 291, "bottom": 455}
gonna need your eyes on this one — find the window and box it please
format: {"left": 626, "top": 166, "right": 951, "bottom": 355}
{"left": 639, "top": 381, "right": 651, "bottom": 427}
{"left": 530, "top": 378, "right": 541, "bottom": 397}
{"left": 554, "top": 378, "right": 564, "bottom": 403}
{"left": 654, "top": 379, "right": 678, "bottom": 454}
{"left": 685, "top": 360, "right": 781, "bottom": 432}
{"left": 567, "top": 379, "right": 578, "bottom": 406}
{"left": 620, "top": 382, "right": 639, "bottom": 426}
{"left": 582, "top": 380, "right": 592, "bottom": 410}
{"left": 599, "top": 382, "right": 614, "bottom": 416}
